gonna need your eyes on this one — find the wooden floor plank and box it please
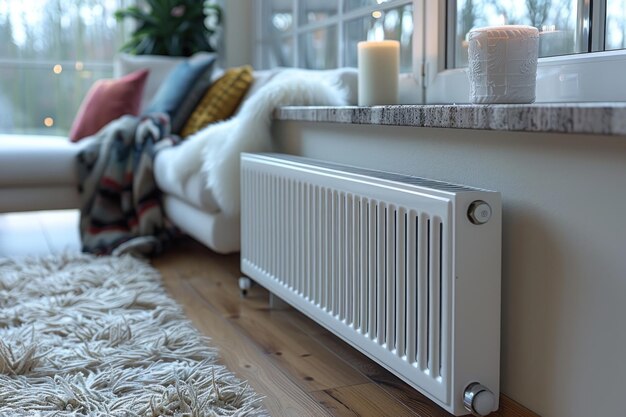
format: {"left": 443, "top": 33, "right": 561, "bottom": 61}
{"left": 311, "top": 331, "right": 452, "bottom": 417}
{"left": 155, "top": 254, "right": 332, "bottom": 417}
{"left": 312, "top": 383, "right": 421, "bottom": 417}
{"left": 170, "top": 244, "right": 370, "bottom": 392}
{"left": 211, "top": 294, "right": 370, "bottom": 392}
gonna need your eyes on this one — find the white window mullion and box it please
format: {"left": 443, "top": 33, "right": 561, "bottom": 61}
{"left": 298, "top": 19, "right": 342, "bottom": 33}
{"left": 338, "top": 0, "right": 345, "bottom": 67}
{"left": 409, "top": 0, "right": 425, "bottom": 103}
{"left": 423, "top": 0, "right": 447, "bottom": 92}
{"left": 445, "top": 0, "right": 457, "bottom": 71}
{"left": 576, "top": 0, "right": 592, "bottom": 53}
{"left": 293, "top": 0, "right": 299, "bottom": 67}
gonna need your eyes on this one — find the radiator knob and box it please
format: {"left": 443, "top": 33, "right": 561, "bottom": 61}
{"left": 468, "top": 200, "right": 492, "bottom": 225}
{"left": 464, "top": 382, "right": 496, "bottom": 416}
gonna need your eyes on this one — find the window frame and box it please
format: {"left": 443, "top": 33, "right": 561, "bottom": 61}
{"left": 423, "top": 0, "right": 626, "bottom": 103}
{"left": 254, "top": 0, "right": 418, "bottom": 68}
{"left": 254, "top": 0, "right": 424, "bottom": 103}
{"left": 255, "top": 0, "right": 626, "bottom": 104}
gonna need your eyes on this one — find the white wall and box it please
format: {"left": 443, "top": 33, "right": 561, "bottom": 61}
{"left": 222, "top": 0, "right": 254, "bottom": 68}
{"left": 272, "top": 121, "right": 626, "bottom": 417}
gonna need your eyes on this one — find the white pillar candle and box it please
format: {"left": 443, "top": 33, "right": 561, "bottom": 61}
{"left": 357, "top": 40, "right": 399, "bottom": 106}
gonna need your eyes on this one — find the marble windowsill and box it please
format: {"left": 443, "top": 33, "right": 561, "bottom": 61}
{"left": 274, "top": 103, "right": 626, "bottom": 136}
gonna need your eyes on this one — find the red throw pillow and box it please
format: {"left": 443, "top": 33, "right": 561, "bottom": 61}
{"left": 69, "top": 69, "right": 149, "bottom": 142}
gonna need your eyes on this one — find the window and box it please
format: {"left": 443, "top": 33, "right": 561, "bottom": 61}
{"left": 429, "top": 0, "right": 626, "bottom": 103}
{"left": 450, "top": 0, "right": 585, "bottom": 68}
{"left": 255, "top": 0, "right": 414, "bottom": 72}
{"left": 450, "top": 0, "right": 626, "bottom": 67}
{"left": 259, "top": 0, "right": 626, "bottom": 104}
{"left": 0, "top": 0, "right": 127, "bottom": 135}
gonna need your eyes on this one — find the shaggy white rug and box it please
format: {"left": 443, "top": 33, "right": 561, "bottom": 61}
{"left": 0, "top": 254, "right": 265, "bottom": 416}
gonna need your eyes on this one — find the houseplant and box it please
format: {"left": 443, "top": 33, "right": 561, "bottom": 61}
{"left": 115, "top": 0, "right": 222, "bottom": 57}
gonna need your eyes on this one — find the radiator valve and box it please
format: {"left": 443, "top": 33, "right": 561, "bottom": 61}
{"left": 464, "top": 382, "right": 496, "bottom": 416}
{"left": 468, "top": 200, "right": 492, "bottom": 225}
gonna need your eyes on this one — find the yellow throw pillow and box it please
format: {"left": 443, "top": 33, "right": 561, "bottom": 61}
{"left": 181, "top": 65, "right": 254, "bottom": 137}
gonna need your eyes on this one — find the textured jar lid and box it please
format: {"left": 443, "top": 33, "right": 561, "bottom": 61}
{"left": 469, "top": 25, "right": 539, "bottom": 40}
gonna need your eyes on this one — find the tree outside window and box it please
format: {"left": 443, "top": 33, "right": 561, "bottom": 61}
{"left": 0, "top": 0, "right": 126, "bottom": 135}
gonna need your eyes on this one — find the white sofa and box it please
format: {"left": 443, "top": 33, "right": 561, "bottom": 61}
{"left": 0, "top": 134, "right": 89, "bottom": 213}
{"left": 0, "top": 64, "right": 358, "bottom": 254}
{"left": 152, "top": 66, "right": 357, "bottom": 253}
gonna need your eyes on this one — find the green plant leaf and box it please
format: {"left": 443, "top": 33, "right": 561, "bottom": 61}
{"left": 191, "top": 31, "right": 212, "bottom": 53}
{"left": 144, "top": 0, "right": 168, "bottom": 17}
{"left": 115, "top": 0, "right": 222, "bottom": 56}
{"left": 135, "top": 36, "right": 157, "bottom": 55}
{"left": 166, "top": 35, "right": 183, "bottom": 56}
{"left": 114, "top": 7, "right": 158, "bottom": 26}
{"left": 175, "top": 20, "right": 191, "bottom": 34}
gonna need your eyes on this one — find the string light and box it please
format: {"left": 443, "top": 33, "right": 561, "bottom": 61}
{"left": 53, "top": 64, "right": 62, "bottom": 74}
{"left": 43, "top": 117, "right": 54, "bottom": 127}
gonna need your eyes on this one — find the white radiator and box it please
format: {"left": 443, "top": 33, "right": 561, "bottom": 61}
{"left": 240, "top": 153, "right": 501, "bottom": 416}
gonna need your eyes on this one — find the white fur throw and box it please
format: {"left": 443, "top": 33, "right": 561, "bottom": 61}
{"left": 165, "top": 71, "right": 347, "bottom": 217}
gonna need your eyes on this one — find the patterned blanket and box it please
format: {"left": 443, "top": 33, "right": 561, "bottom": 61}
{"left": 77, "top": 114, "right": 177, "bottom": 255}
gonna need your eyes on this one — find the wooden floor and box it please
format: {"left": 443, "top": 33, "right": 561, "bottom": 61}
{"left": 0, "top": 210, "right": 537, "bottom": 417}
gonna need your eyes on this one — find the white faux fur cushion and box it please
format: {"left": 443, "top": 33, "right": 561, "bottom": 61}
{"left": 163, "top": 71, "right": 347, "bottom": 217}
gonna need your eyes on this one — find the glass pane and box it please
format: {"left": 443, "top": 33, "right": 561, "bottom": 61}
{"left": 267, "top": 0, "right": 294, "bottom": 34}
{"left": 606, "top": 0, "right": 626, "bottom": 50}
{"left": 0, "top": 0, "right": 125, "bottom": 134}
{"left": 298, "top": 26, "right": 338, "bottom": 69}
{"left": 299, "top": 0, "right": 337, "bottom": 25}
{"left": 344, "top": 0, "right": 392, "bottom": 11}
{"left": 263, "top": 0, "right": 294, "bottom": 67}
{"left": 0, "top": 0, "right": 124, "bottom": 63}
{"left": 344, "top": 5, "right": 413, "bottom": 72}
{"left": 263, "top": 36, "right": 294, "bottom": 68}
{"left": 0, "top": 64, "right": 112, "bottom": 135}
{"left": 452, "top": 0, "right": 583, "bottom": 68}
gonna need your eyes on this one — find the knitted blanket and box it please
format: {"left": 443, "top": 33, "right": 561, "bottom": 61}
{"left": 77, "top": 114, "right": 177, "bottom": 255}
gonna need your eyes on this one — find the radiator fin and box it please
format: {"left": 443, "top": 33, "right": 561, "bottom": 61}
{"left": 243, "top": 168, "right": 447, "bottom": 377}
